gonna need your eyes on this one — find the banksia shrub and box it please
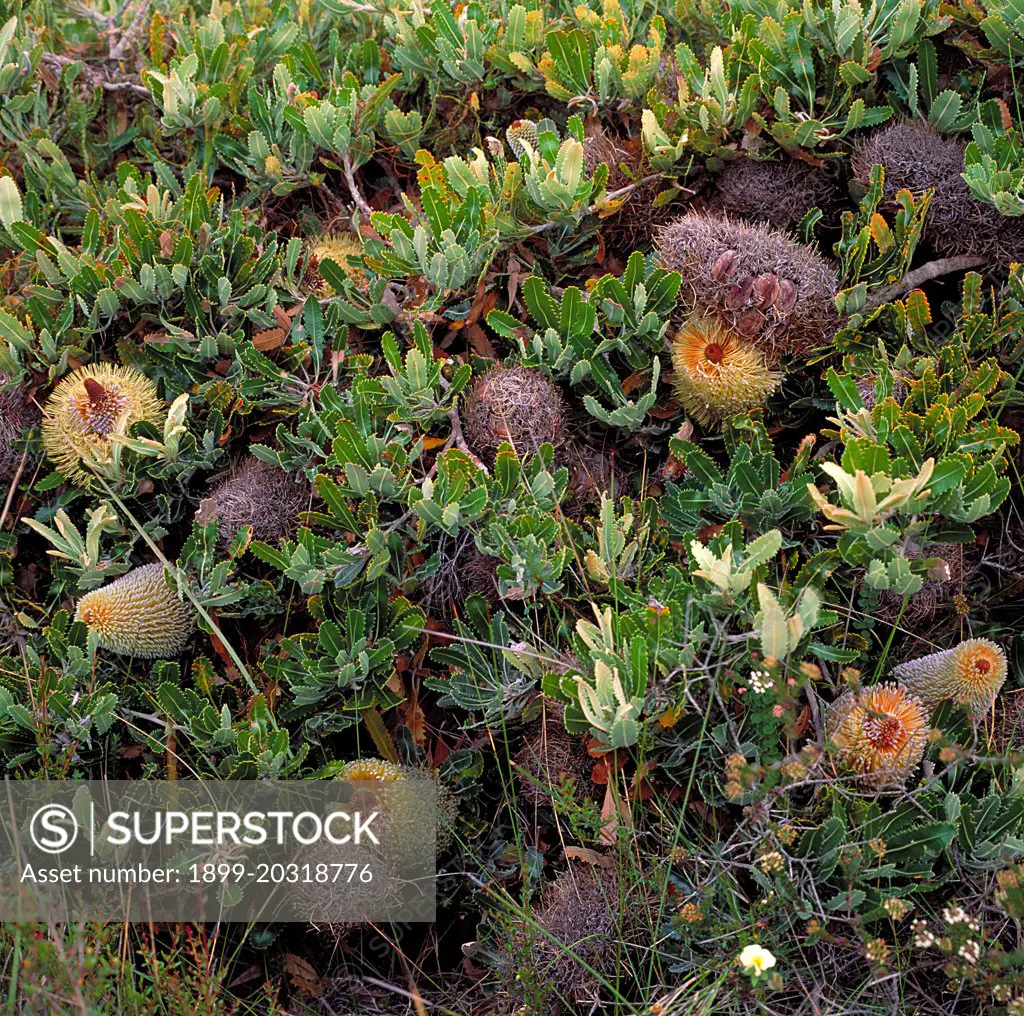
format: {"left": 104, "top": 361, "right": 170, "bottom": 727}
{"left": 74, "top": 563, "right": 195, "bottom": 659}
{"left": 306, "top": 232, "right": 365, "bottom": 295}
{"left": 41, "top": 364, "right": 164, "bottom": 486}
{"left": 894, "top": 638, "right": 1008, "bottom": 714}
{"left": 670, "top": 316, "right": 781, "bottom": 426}
{"left": 851, "top": 120, "right": 1024, "bottom": 264}
{"left": 463, "top": 365, "right": 567, "bottom": 464}
{"left": 828, "top": 682, "right": 929, "bottom": 787}
{"left": 205, "top": 455, "right": 309, "bottom": 546}
{"left": 716, "top": 157, "right": 840, "bottom": 230}
{"left": 656, "top": 213, "right": 838, "bottom": 363}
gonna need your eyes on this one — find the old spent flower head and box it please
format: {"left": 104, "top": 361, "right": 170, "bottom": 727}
{"left": 656, "top": 214, "right": 838, "bottom": 362}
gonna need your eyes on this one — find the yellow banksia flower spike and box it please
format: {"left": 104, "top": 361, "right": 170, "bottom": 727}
{"left": 41, "top": 364, "right": 165, "bottom": 486}
{"left": 894, "top": 638, "right": 1007, "bottom": 714}
{"left": 828, "top": 682, "right": 929, "bottom": 787}
{"left": 338, "top": 758, "right": 405, "bottom": 782}
{"left": 670, "top": 316, "right": 780, "bottom": 427}
{"left": 336, "top": 758, "right": 457, "bottom": 856}
{"left": 307, "top": 232, "right": 365, "bottom": 295}
{"left": 74, "top": 563, "right": 194, "bottom": 658}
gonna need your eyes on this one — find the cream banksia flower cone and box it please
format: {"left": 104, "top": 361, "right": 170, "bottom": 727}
{"left": 827, "top": 682, "right": 929, "bottom": 787}
{"left": 893, "top": 638, "right": 1007, "bottom": 714}
{"left": 307, "top": 232, "right": 365, "bottom": 295}
{"left": 74, "top": 563, "right": 194, "bottom": 658}
{"left": 337, "top": 758, "right": 457, "bottom": 856}
{"left": 338, "top": 758, "right": 405, "bottom": 782}
{"left": 41, "top": 364, "right": 164, "bottom": 486}
{"left": 670, "top": 316, "right": 781, "bottom": 426}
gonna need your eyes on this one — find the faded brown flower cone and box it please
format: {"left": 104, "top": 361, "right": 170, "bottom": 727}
{"left": 0, "top": 373, "right": 34, "bottom": 483}
{"left": 851, "top": 120, "right": 1024, "bottom": 264}
{"left": 856, "top": 374, "right": 910, "bottom": 411}
{"left": 204, "top": 455, "right": 309, "bottom": 546}
{"left": 656, "top": 213, "right": 838, "bottom": 364}
{"left": 463, "top": 365, "right": 567, "bottom": 465}
{"left": 506, "top": 860, "right": 646, "bottom": 1009}
{"left": 876, "top": 542, "right": 972, "bottom": 628}
{"left": 716, "top": 157, "right": 841, "bottom": 231}
{"left": 563, "top": 440, "right": 618, "bottom": 520}
{"left": 584, "top": 127, "right": 680, "bottom": 252}
{"left": 515, "top": 706, "right": 594, "bottom": 807}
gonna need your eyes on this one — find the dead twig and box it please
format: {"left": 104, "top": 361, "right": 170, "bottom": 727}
{"left": 41, "top": 53, "right": 151, "bottom": 98}
{"left": 342, "top": 151, "right": 374, "bottom": 218}
{"left": 860, "top": 254, "right": 987, "bottom": 310}
{"left": 110, "top": 0, "right": 152, "bottom": 63}
{"left": 447, "top": 405, "right": 489, "bottom": 473}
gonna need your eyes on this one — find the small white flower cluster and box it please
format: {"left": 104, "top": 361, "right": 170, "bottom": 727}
{"left": 958, "top": 940, "right": 982, "bottom": 965}
{"left": 912, "top": 919, "right": 935, "bottom": 948}
{"left": 749, "top": 669, "right": 773, "bottom": 694}
{"left": 942, "top": 905, "right": 981, "bottom": 932}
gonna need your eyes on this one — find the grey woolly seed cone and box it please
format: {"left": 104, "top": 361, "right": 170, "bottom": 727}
{"left": 716, "top": 157, "right": 841, "bottom": 231}
{"left": 463, "top": 365, "right": 567, "bottom": 465}
{"left": 515, "top": 707, "right": 594, "bottom": 807}
{"left": 204, "top": 455, "right": 309, "bottom": 546}
{"left": 582, "top": 128, "right": 679, "bottom": 250}
{"left": 655, "top": 213, "right": 839, "bottom": 363}
{"left": 506, "top": 862, "right": 629, "bottom": 1009}
{"left": 876, "top": 542, "right": 972, "bottom": 628}
{"left": 0, "top": 373, "right": 34, "bottom": 483}
{"left": 851, "top": 120, "right": 1024, "bottom": 265}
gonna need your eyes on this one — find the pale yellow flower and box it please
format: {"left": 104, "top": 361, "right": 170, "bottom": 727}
{"left": 738, "top": 943, "right": 777, "bottom": 974}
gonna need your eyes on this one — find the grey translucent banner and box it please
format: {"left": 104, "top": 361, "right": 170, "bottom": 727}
{"left": 0, "top": 779, "right": 436, "bottom": 923}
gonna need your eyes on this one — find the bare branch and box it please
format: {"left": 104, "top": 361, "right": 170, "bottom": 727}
{"left": 447, "top": 406, "right": 489, "bottom": 474}
{"left": 342, "top": 151, "right": 374, "bottom": 218}
{"left": 110, "top": 0, "right": 152, "bottom": 63}
{"left": 41, "top": 52, "right": 151, "bottom": 98}
{"left": 860, "top": 254, "right": 988, "bottom": 310}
